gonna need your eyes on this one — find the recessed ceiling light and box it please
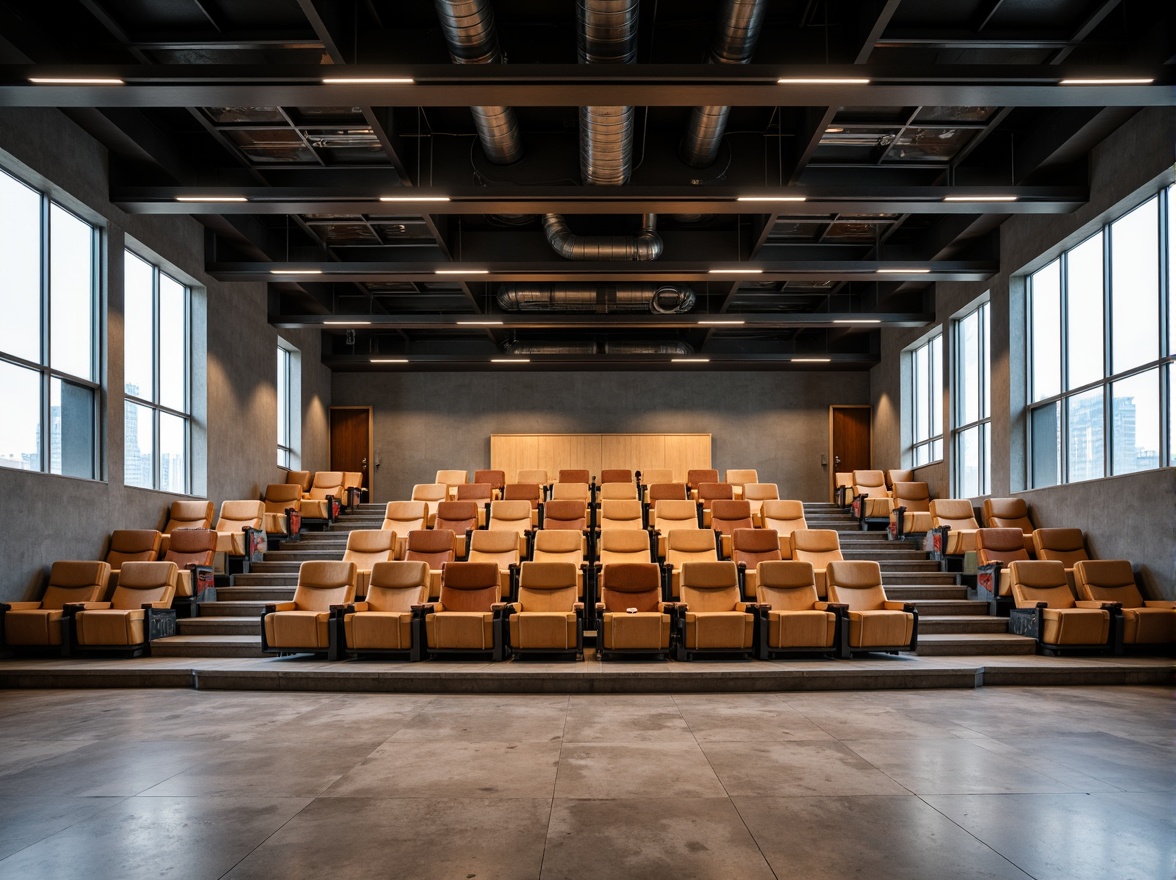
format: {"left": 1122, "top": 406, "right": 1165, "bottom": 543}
{"left": 271, "top": 269, "right": 323, "bottom": 275}
{"left": 707, "top": 268, "right": 763, "bottom": 274}
{"left": 698, "top": 320, "right": 746, "bottom": 325}
{"left": 778, "top": 77, "right": 870, "bottom": 85}
{"left": 792, "top": 357, "right": 832, "bottom": 362}
{"left": 943, "top": 195, "right": 1018, "bottom": 202}
{"left": 370, "top": 358, "right": 408, "bottom": 363}
{"left": 736, "top": 196, "right": 807, "bottom": 202}
{"left": 324, "top": 320, "right": 372, "bottom": 325}
{"left": 457, "top": 320, "right": 504, "bottom": 325}
{"left": 824, "top": 127, "right": 844, "bottom": 134}
{"left": 323, "top": 77, "right": 414, "bottom": 85}
{"left": 1059, "top": 78, "right": 1153, "bottom": 85}
{"left": 834, "top": 319, "right": 881, "bottom": 324}
{"left": 672, "top": 358, "right": 710, "bottom": 363}
{"left": 877, "top": 268, "right": 931, "bottom": 274}
{"left": 29, "top": 77, "right": 124, "bottom": 85}
{"left": 176, "top": 196, "right": 248, "bottom": 203}
{"left": 491, "top": 358, "right": 530, "bottom": 363}
{"left": 436, "top": 269, "right": 488, "bottom": 275}
{"left": 379, "top": 195, "right": 450, "bottom": 202}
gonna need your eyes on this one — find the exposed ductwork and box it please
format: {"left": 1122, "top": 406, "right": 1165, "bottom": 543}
{"left": 434, "top": 0, "right": 523, "bottom": 165}
{"left": 542, "top": 213, "right": 662, "bottom": 261}
{"left": 503, "top": 340, "right": 695, "bottom": 355}
{"left": 497, "top": 283, "right": 695, "bottom": 314}
{"left": 577, "top": 0, "right": 639, "bottom": 186}
{"left": 682, "top": 0, "right": 768, "bottom": 168}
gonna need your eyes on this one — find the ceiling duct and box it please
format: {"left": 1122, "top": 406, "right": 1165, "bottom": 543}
{"left": 434, "top": 0, "right": 522, "bottom": 165}
{"left": 542, "top": 213, "right": 662, "bottom": 261}
{"left": 681, "top": 0, "right": 768, "bottom": 168}
{"left": 577, "top": 0, "right": 639, "bottom": 186}
{"left": 497, "top": 283, "right": 695, "bottom": 314}
{"left": 503, "top": 340, "right": 695, "bottom": 355}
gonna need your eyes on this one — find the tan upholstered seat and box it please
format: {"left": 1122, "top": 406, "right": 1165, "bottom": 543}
{"left": 71, "top": 560, "right": 178, "bottom": 656}
{"left": 927, "top": 499, "right": 979, "bottom": 555}
{"left": 886, "top": 469, "right": 914, "bottom": 493}
{"left": 851, "top": 469, "right": 894, "bottom": 523}
{"left": 662, "top": 528, "right": 719, "bottom": 600}
{"left": 755, "top": 560, "right": 838, "bottom": 658}
{"left": 650, "top": 499, "right": 701, "bottom": 557}
{"left": 106, "top": 529, "right": 163, "bottom": 577}
{"left": 1074, "top": 559, "right": 1176, "bottom": 647}
{"left": 1033, "top": 528, "right": 1090, "bottom": 570}
{"left": 598, "top": 481, "right": 637, "bottom": 501}
{"left": 159, "top": 500, "right": 214, "bottom": 553}
{"left": 833, "top": 472, "right": 854, "bottom": 506}
{"left": 975, "top": 528, "right": 1031, "bottom": 606}
{"left": 411, "top": 483, "right": 448, "bottom": 527}
{"left": 558, "top": 469, "right": 590, "bottom": 485}
{"left": 532, "top": 529, "right": 588, "bottom": 600}
{"left": 506, "top": 562, "right": 582, "bottom": 658}
{"left": 382, "top": 501, "right": 429, "bottom": 559}
{"left": 542, "top": 499, "right": 588, "bottom": 532}
{"left": 343, "top": 529, "right": 397, "bottom": 598}
{"left": 466, "top": 529, "right": 521, "bottom": 601}
{"left": 742, "top": 483, "right": 779, "bottom": 526}
{"left": 304, "top": 471, "right": 345, "bottom": 520}
{"left": 550, "top": 481, "right": 591, "bottom": 504}
{"left": 761, "top": 500, "right": 807, "bottom": 558}
{"left": 731, "top": 528, "right": 781, "bottom": 599}
{"left": 261, "top": 483, "right": 302, "bottom": 536}
{"left": 435, "top": 501, "right": 479, "bottom": 557}
{"left": 710, "top": 499, "right": 753, "bottom": 557}
{"left": 503, "top": 483, "right": 542, "bottom": 526}
{"left": 284, "top": 469, "right": 312, "bottom": 493}
{"left": 435, "top": 469, "right": 469, "bottom": 500}
{"left": 516, "top": 469, "right": 549, "bottom": 489}
{"left": 488, "top": 500, "right": 534, "bottom": 556}
{"left": 983, "top": 497, "right": 1037, "bottom": 556}
{"left": 1008, "top": 559, "right": 1111, "bottom": 653}
{"left": 341, "top": 472, "right": 365, "bottom": 508}
{"left": 646, "top": 482, "right": 687, "bottom": 507}
{"left": 1, "top": 561, "right": 110, "bottom": 648}
{"left": 595, "top": 562, "right": 670, "bottom": 658}
{"left": 639, "top": 468, "right": 674, "bottom": 486}
{"left": 789, "top": 529, "right": 843, "bottom": 597}
{"left": 598, "top": 498, "right": 643, "bottom": 531}
{"left": 889, "top": 482, "right": 933, "bottom": 537}
{"left": 261, "top": 560, "right": 357, "bottom": 658}
{"left": 724, "top": 468, "right": 758, "bottom": 500}
{"left": 600, "top": 469, "right": 633, "bottom": 485}
{"left": 696, "top": 482, "right": 734, "bottom": 527}
{"left": 162, "top": 528, "right": 217, "bottom": 607}
{"left": 405, "top": 529, "right": 456, "bottom": 600}
{"left": 473, "top": 469, "right": 506, "bottom": 499}
{"left": 676, "top": 561, "right": 755, "bottom": 659}
{"left": 342, "top": 560, "right": 431, "bottom": 659}
{"left": 456, "top": 483, "right": 493, "bottom": 526}
{"left": 596, "top": 529, "right": 656, "bottom": 587}
{"left": 825, "top": 560, "right": 916, "bottom": 656}
{"left": 686, "top": 469, "right": 719, "bottom": 500}
{"left": 213, "top": 500, "right": 265, "bottom": 559}
{"left": 423, "top": 561, "right": 506, "bottom": 659}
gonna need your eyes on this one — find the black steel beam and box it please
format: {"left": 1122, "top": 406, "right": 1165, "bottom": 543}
{"left": 272, "top": 312, "right": 933, "bottom": 330}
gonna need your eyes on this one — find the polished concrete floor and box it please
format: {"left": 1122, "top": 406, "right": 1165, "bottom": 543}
{"left": 0, "top": 686, "right": 1171, "bottom": 880}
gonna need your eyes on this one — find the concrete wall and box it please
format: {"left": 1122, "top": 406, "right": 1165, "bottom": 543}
{"left": 0, "top": 107, "right": 331, "bottom": 602}
{"left": 332, "top": 370, "right": 870, "bottom": 503}
{"left": 870, "top": 106, "right": 1176, "bottom": 598}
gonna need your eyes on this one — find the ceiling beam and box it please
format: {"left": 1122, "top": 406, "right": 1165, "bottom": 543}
{"left": 273, "top": 312, "right": 932, "bottom": 330}
{"left": 325, "top": 352, "right": 881, "bottom": 371}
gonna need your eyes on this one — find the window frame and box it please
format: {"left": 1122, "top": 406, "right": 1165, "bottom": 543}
{"left": 907, "top": 330, "right": 944, "bottom": 467}
{"left": 953, "top": 298, "right": 991, "bottom": 497}
{"left": 277, "top": 341, "right": 296, "bottom": 469}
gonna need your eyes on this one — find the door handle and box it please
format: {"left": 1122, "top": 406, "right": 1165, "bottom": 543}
{"left": 834, "top": 456, "right": 841, "bottom": 466}
{"left": 362, "top": 457, "right": 368, "bottom": 472}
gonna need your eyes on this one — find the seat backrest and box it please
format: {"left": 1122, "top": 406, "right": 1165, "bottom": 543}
{"left": 929, "top": 499, "right": 979, "bottom": 530}
{"left": 162, "top": 499, "right": 214, "bottom": 532}
{"left": 439, "top": 561, "right": 501, "bottom": 609}
{"left": 665, "top": 529, "right": 718, "bottom": 566}
{"left": 852, "top": 469, "right": 887, "bottom": 494}
{"left": 405, "top": 529, "right": 455, "bottom": 569}
{"left": 550, "top": 481, "right": 590, "bottom": 502}
{"left": 307, "top": 471, "right": 345, "bottom": 500}
{"left": 1033, "top": 528, "right": 1090, "bottom": 567}
{"left": 600, "top": 469, "right": 633, "bottom": 484}
{"left": 891, "top": 482, "right": 931, "bottom": 511}
{"left": 489, "top": 500, "right": 533, "bottom": 533}
{"left": 516, "top": 469, "right": 549, "bottom": 486}
{"left": 790, "top": 529, "right": 843, "bottom": 567}
{"left": 1074, "top": 559, "right": 1143, "bottom": 607}
{"left": 983, "top": 497, "right": 1033, "bottom": 531}
{"left": 503, "top": 483, "right": 542, "bottom": 508}
{"left": 886, "top": 469, "right": 914, "bottom": 489}
{"left": 647, "top": 482, "right": 687, "bottom": 503}
{"left": 710, "top": 499, "right": 753, "bottom": 534}
{"left": 761, "top": 500, "right": 807, "bottom": 536}
{"left": 382, "top": 501, "right": 428, "bottom": 532}
{"left": 292, "top": 560, "right": 357, "bottom": 611}
{"left": 825, "top": 560, "right": 887, "bottom": 611}
{"left": 262, "top": 483, "right": 301, "bottom": 514}
{"left": 543, "top": 499, "right": 587, "bottom": 530}
{"left": 679, "top": 561, "right": 741, "bottom": 610}
{"left": 1009, "top": 560, "right": 1075, "bottom": 608}
{"left": 731, "top": 528, "right": 781, "bottom": 569}
{"left": 343, "top": 472, "right": 363, "bottom": 492}
{"left": 756, "top": 560, "right": 819, "bottom": 609}
{"left": 558, "top": 469, "right": 591, "bottom": 484}
{"left": 41, "top": 561, "right": 111, "bottom": 609}
{"left": 517, "top": 561, "right": 578, "bottom": 611}
{"left": 975, "top": 528, "right": 1031, "bottom": 566}
{"left": 725, "top": 469, "right": 758, "bottom": 489}
{"left": 598, "top": 499, "right": 643, "bottom": 530}
{"left": 467, "top": 529, "right": 520, "bottom": 569}
{"left": 599, "top": 562, "right": 661, "bottom": 612}
{"left": 456, "top": 483, "right": 493, "bottom": 503}
{"left": 365, "top": 561, "right": 430, "bottom": 612}
{"left": 696, "top": 482, "right": 734, "bottom": 507}
{"left": 640, "top": 468, "right": 674, "bottom": 485}
{"left": 109, "top": 561, "right": 179, "bottom": 609}
{"left": 598, "top": 481, "right": 637, "bottom": 500}
{"left": 283, "top": 469, "right": 312, "bottom": 492}
{"left": 163, "top": 529, "right": 217, "bottom": 567}
{"left": 411, "top": 483, "right": 448, "bottom": 503}
{"left": 834, "top": 472, "right": 853, "bottom": 490}
{"left": 742, "top": 482, "right": 779, "bottom": 504}
{"left": 532, "top": 529, "right": 585, "bottom": 564}
{"left": 651, "top": 499, "right": 699, "bottom": 530}
{"left": 216, "top": 500, "right": 265, "bottom": 532}
{"left": 106, "top": 529, "right": 163, "bottom": 568}
{"left": 598, "top": 528, "right": 653, "bottom": 564}
{"left": 435, "top": 469, "right": 468, "bottom": 490}
{"left": 686, "top": 468, "right": 719, "bottom": 488}
{"left": 473, "top": 469, "right": 506, "bottom": 492}
{"left": 344, "top": 529, "right": 397, "bottom": 567}
{"left": 435, "top": 501, "right": 479, "bottom": 534}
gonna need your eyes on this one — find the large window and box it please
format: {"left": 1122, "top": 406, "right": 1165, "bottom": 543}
{"left": 277, "top": 341, "right": 299, "bottom": 468}
{"left": 1027, "top": 186, "right": 1174, "bottom": 487}
{"left": 124, "top": 250, "right": 190, "bottom": 492}
{"left": 954, "top": 300, "right": 990, "bottom": 496}
{"left": 908, "top": 332, "right": 943, "bottom": 466}
{"left": 0, "top": 168, "right": 99, "bottom": 479}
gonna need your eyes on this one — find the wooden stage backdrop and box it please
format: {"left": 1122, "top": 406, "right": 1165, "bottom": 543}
{"left": 490, "top": 434, "right": 711, "bottom": 483}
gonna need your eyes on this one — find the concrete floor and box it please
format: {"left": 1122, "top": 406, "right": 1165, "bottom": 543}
{"left": 0, "top": 686, "right": 1171, "bottom": 880}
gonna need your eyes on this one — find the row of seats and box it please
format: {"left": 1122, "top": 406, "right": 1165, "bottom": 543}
{"left": 259, "top": 557, "right": 917, "bottom": 662}
{"left": 422, "top": 468, "right": 765, "bottom": 501}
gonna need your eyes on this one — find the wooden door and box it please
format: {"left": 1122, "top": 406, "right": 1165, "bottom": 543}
{"left": 330, "top": 407, "right": 373, "bottom": 494}
{"left": 829, "top": 406, "right": 871, "bottom": 502}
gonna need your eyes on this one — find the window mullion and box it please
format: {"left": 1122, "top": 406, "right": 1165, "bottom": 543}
{"left": 1102, "top": 222, "right": 1113, "bottom": 480}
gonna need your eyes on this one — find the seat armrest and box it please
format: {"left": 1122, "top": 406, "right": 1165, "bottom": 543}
{"left": 1075, "top": 600, "right": 1121, "bottom": 612}
{"left": 1144, "top": 600, "right": 1176, "bottom": 608}
{"left": 504, "top": 602, "right": 521, "bottom": 613}
{"left": 265, "top": 601, "right": 297, "bottom": 613}
{"left": 2, "top": 601, "right": 42, "bottom": 611}
{"left": 347, "top": 602, "right": 369, "bottom": 613}
{"left": 490, "top": 602, "right": 508, "bottom": 611}
{"left": 815, "top": 602, "right": 848, "bottom": 616}
{"left": 142, "top": 601, "right": 172, "bottom": 609}
{"left": 65, "top": 601, "right": 111, "bottom": 612}
{"left": 572, "top": 602, "right": 584, "bottom": 612}
{"left": 329, "top": 603, "right": 355, "bottom": 617}
{"left": 735, "top": 602, "right": 763, "bottom": 613}
{"left": 883, "top": 601, "right": 917, "bottom": 613}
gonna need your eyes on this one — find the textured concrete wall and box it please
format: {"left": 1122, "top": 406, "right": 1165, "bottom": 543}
{"left": 0, "top": 107, "right": 331, "bottom": 601}
{"left": 332, "top": 370, "right": 870, "bottom": 503}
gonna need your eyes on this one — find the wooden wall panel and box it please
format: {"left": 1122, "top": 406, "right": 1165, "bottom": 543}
{"left": 492, "top": 434, "right": 710, "bottom": 483}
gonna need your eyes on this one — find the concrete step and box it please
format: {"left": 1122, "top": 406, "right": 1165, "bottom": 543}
{"left": 178, "top": 616, "right": 259, "bottom": 636}
{"left": 880, "top": 571, "right": 959, "bottom": 585}
{"left": 906, "top": 599, "right": 991, "bottom": 616}
{"left": 915, "top": 633, "right": 1037, "bottom": 656}
{"left": 150, "top": 635, "right": 263, "bottom": 658}
{"left": 264, "top": 549, "right": 346, "bottom": 562}
{"left": 230, "top": 573, "right": 303, "bottom": 588}
{"left": 918, "top": 615, "right": 1011, "bottom": 634}
{"left": 843, "top": 549, "right": 930, "bottom": 561}
{"left": 883, "top": 584, "right": 969, "bottom": 601}
{"left": 197, "top": 599, "right": 271, "bottom": 617}
{"left": 876, "top": 560, "right": 941, "bottom": 572}
{"left": 217, "top": 586, "right": 297, "bottom": 602}
{"left": 247, "top": 561, "right": 304, "bottom": 574}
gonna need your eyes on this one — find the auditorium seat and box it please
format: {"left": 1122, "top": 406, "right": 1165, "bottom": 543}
{"left": 283, "top": 469, "right": 312, "bottom": 494}
{"left": 675, "top": 561, "right": 755, "bottom": 660}
{"left": 488, "top": 500, "right": 534, "bottom": 556}
{"left": 600, "top": 468, "right": 632, "bottom": 484}
{"left": 761, "top": 500, "right": 807, "bottom": 558}
{"left": 825, "top": 560, "right": 917, "bottom": 657}
{"left": 983, "top": 497, "right": 1037, "bottom": 556}
{"left": 886, "top": 469, "right": 914, "bottom": 493}
{"left": 596, "top": 528, "right": 657, "bottom": 583}
{"left": 261, "top": 483, "right": 302, "bottom": 542}
{"left": 789, "top": 529, "right": 843, "bottom": 597}
{"left": 404, "top": 529, "right": 456, "bottom": 600}
{"left": 531, "top": 529, "right": 589, "bottom": 603}
{"left": 68, "top": 560, "right": 179, "bottom": 658}
{"left": 550, "top": 481, "right": 591, "bottom": 505}
{"left": 851, "top": 469, "right": 894, "bottom": 527}
{"left": 162, "top": 528, "right": 217, "bottom": 615}
{"left": 975, "top": 528, "right": 1031, "bottom": 614}
{"left": 382, "top": 501, "right": 429, "bottom": 559}
{"left": 503, "top": 483, "right": 542, "bottom": 526}
{"left": 710, "top": 499, "right": 753, "bottom": 558}
{"left": 833, "top": 472, "right": 854, "bottom": 507}
{"left": 686, "top": 469, "right": 719, "bottom": 500}
{"left": 473, "top": 469, "right": 506, "bottom": 499}
{"left": 754, "top": 560, "right": 839, "bottom": 659}
{"left": 598, "top": 498, "right": 643, "bottom": 532}
{"left": 742, "top": 482, "right": 779, "bottom": 526}
{"left": 594, "top": 562, "right": 670, "bottom": 659}
{"left": 731, "top": 528, "right": 781, "bottom": 600}
{"left": 927, "top": 499, "right": 980, "bottom": 555}
{"left": 662, "top": 528, "right": 720, "bottom": 601}
{"left": 213, "top": 501, "right": 265, "bottom": 571}
{"left": 343, "top": 529, "right": 397, "bottom": 598}
{"left": 421, "top": 561, "right": 507, "bottom": 660}
{"left": 696, "top": 482, "right": 734, "bottom": 527}
{"left": 888, "top": 482, "right": 933, "bottom": 539}
{"left": 542, "top": 499, "right": 588, "bottom": 533}
{"left": 516, "top": 470, "right": 550, "bottom": 497}
{"left": 435, "top": 501, "right": 479, "bottom": 557}
{"left": 341, "top": 472, "right": 365, "bottom": 509}
{"left": 558, "top": 469, "right": 591, "bottom": 485}
{"left": 466, "top": 529, "right": 521, "bottom": 601}
{"left": 639, "top": 468, "right": 674, "bottom": 487}
{"left": 650, "top": 500, "right": 701, "bottom": 557}
{"left": 504, "top": 561, "right": 583, "bottom": 660}
{"left": 1074, "top": 559, "right": 1176, "bottom": 649}
{"left": 304, "top": 471, "right": 346, "bottom": 522}
{"left": 411, "top": 483, "right": 448, "bottom": 527}
{"left": 1033, "top": 528, "right": 1091, "bottom": 588}
{"left": 1008, "top": 560, "right": 1112, "bottom": 655}
{"left": 646, "top": 482, "right": 687, "bottom": 506}
{"left": 105, "top": 529, "right": 163, "bottom": 586}
{"left": 455, "top": 483, "right": 493, "bottom": 527}
{"left": 435, "top": 469, "right": 468, "bottom": 499}
{"left": 1, "top": 560, "right": 110, "bottom": 649}
{"left": 260, "top": 560, "right": 357, "bottom": 659}
{"left": 598, "top": 481, "right": 637, "bottom": 501}
{"left": 341, "top": 560, "right": 431, "bottom": 660}
{"left": 724, "top": 468, "right": 758, "bottom": 499}
{"left": 159, "top": 499, "right": 214, "bottom": 553}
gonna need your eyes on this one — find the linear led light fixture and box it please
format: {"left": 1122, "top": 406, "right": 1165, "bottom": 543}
{"left": 324, "top": 320, "right": 372, "bottom": 325}
{"left": 707, "top": 268, "right": 763, "bottom": 274}
{"left": 271, "top": 269, "right": 323, "bottom": 275}
{"left": 436, "top": 269, "right": 488, "bottom": 275}
{"left": 672, "top": 358, "right": 711, "bottom": 363}
{"left": 736, "top": 196, "right": 807, "bottom": 202}
{"left": 833, "top": 319, "right": 881, "bottom": 324}
{"left": 370, "top": 358, "right": 408, "bottom": 363}
{"left": 943, "top": 195, "right": 1018, "bottom": 202}
{"left": 778, "top": 77, "right": 870, "bottom": 85}
{"left": 877, "top": 268, "right": 931, "bottom": 274}
{"left": 323, "top": 77, "right": 414, "bottom": 84}
{"left": 491, "top": 358, "right": 530, "bottom": 363}
{"left": 698, "top": 319, "right": 746, "bottom": 325}
{"left": 792, "top": 357, "right": 831, "bottom": 362}
{"left": 29, "top": 76, "right": 124, "bottom": 85}
{"left": 379, "top": 195, "right": 450, "bottom": 202}
{"left": 457, "top": 320, "right": 504, "bottom": 326}
{"left": 176, "top": 196, "right": 248, "bottom": 203}
{"left": 1058, "top": 77, "right": 1153, "bottom": 85}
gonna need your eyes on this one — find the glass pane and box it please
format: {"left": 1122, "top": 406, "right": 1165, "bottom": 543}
{"left": 913, "top": 344, "right": 928, "bottom": 443}
{"left": 930, "top": 335, "right": 943, "bottom": 437}
{"left": 1170, "top": 364, "right": 1175, "bottom": 467}
{"left": 1031, "top": 259, "right": 1061, "bottom": 401}
{"left": 931, "top": 437, "right": 943, "bottom": 462}
{"left": 1169, "top": 187, "right": 1175, "bottom": 356}
{"left": 982, "top": 422, "right": 991, "bottom": 496}
{"left": 277, "top": 348, "right": 288, "bottom": 449}
{"left": 159, "top": 411, "right": 187, "bottom": 493}
{"left": 980, "top": 304, "right": 990, "bottom": 420}
{"left": 124, "top": 401, "right": 153, "bottom": 488}
{"left": 50, "top": 377, "right": 95, "bottom": 479}
{"left": 0, "top": 171, "right": 42, "bottom": 363}
{"left": 958, "top": 311, "right": 979, "bottom": 425}
{"left": 0, "top": 360, "right": 41, "bottom": 471}
{"left": 1110, "top": 196, "right": 1159, "bottom": 373}
{"left": 158, "top": 273, "right": 187, "bottom": 412}
{"left": 1066, "top": 231, "right": 1104, "bottom": 389}
{"left": 124, "top": 252, "right": 154, "bottom": 401}
{"left": 1112, "top": 369, "right": 1159, "bottom": 475}
{"left": 1031, "top": 402, "right": 1060, "bottom": 488}
{"left": 49, "top": 204, "right": 94, "bottom": 380}
{"left": 913, "top": 442, "right": 928, "bottom": 467}
{"left": 1067, "top": 389, "right": 1104, "bottom": 482}
{"left": 957, "top": 425, "right": 979, "bottom": 498}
